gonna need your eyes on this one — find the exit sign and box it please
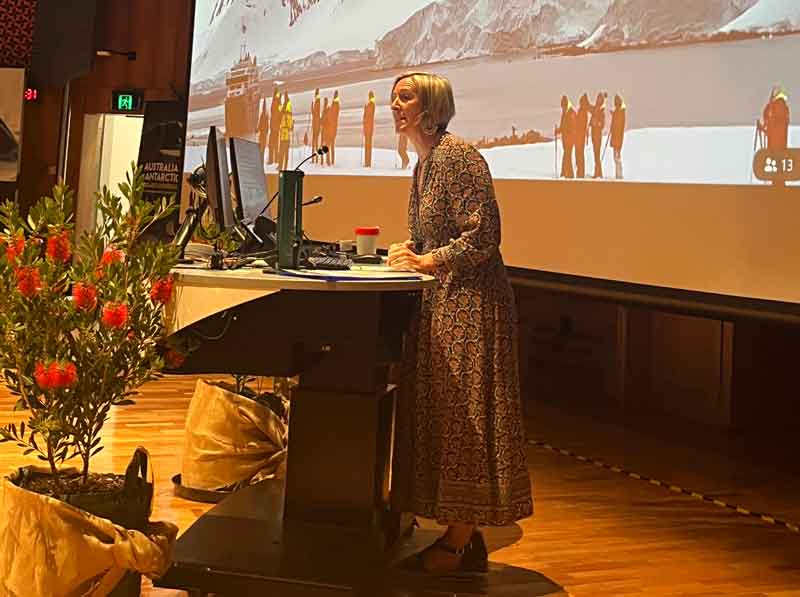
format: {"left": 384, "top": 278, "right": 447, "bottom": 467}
{"left": 112, "top": 89, "right": 144, "bottom": 113}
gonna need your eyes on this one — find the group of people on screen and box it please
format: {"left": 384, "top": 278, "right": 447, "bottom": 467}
{"left": 555, "top": 92, "right": 627, "bottom": 180}
{"left": 257, "top": 86, "right": 344, "bottom": 171}
{"left": 250, "top": 83, "right": 791, "bottom": 177}
{"left": 256, "top": 86, "right": 392, "bottom": 171}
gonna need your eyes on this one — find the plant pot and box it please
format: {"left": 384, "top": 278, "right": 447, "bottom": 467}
{"left": 0, "top": 448, "right": 177, "bottom": 597}
{"left": 178, "top": 379, "right": 288, "bottom": 501}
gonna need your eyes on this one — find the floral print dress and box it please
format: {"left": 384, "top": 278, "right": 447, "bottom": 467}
{"left": 393, "top": 132, "right": 533, "bottom": 525}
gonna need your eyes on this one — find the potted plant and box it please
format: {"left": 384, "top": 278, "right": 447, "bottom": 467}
{"left": 175, "top": 372, "right": 292, "bottom": 503}
{"left": 0, "top": 165, "right": 180, "bottom": 595}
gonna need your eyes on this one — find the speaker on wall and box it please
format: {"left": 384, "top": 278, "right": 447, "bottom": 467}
{"left": 30, "top": 0, "right": 98, "bottom": 87}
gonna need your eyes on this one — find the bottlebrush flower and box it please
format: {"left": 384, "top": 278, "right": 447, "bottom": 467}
{"left": 34, "top": 361, "right": 77, "bottom": 390}
{"left": 34, "top": 362, "right": 51, "bottom": 390}
{"left": 101, "top": 302, "right": 129, "bottom": 328}
{"left": 100, "top": 246, "right": 125, "bottom": 267}
{"left": 55, "top": 361, "right": 78, "bottom": 388}
{"left": 72, "top": 282, "right": 98, "bottom": 310}
{"left": 149, "top": 277, "right": 174, "bottom": 305}
{"left": 3, "top": 234, "right": 26, "bottom": 263}
{"left": 165, "top": 349, "right": 186, "bottom": 369}
{"left": 46, "top": 230, "right": 72, "bottom": 263}
{"left": 15, "top": 266, "right": 42, "bottom": 298}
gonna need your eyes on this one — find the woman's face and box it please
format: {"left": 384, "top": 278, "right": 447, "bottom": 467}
{"left": 391, "top": 78, "right": 424, "bottom": 135}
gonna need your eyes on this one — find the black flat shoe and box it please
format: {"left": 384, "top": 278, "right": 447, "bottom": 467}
{"left": 399, "top": 530, "right": 488, "bottom": 574}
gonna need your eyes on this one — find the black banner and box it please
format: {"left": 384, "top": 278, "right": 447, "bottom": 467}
{"left": 136, "top": 100, "right": 185, "bottom": 240}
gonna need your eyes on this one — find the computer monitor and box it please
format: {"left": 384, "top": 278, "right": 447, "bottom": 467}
{"left": 205, "top": 125, "right": 235, "bottom": 231}
{"left": 229, "top": 137, "right": 270, "bottom": 222}
{"left": 229, "top": 136, "right": 278, "bottom": 253}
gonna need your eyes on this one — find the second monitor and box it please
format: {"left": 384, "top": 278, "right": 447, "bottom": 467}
{"left": 229, "top": 136, "right": 276, "bottom": 253}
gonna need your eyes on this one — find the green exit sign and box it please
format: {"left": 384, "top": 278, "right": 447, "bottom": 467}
{"left": 111, "top": 89, "right": 144, "bottom": 113}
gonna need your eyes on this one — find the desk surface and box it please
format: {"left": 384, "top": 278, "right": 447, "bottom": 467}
{"left": 167, "top": 265, "right": 435, "bottom": 334}
{"left": 172, "top": 264, "right": 436, "bottom": 293}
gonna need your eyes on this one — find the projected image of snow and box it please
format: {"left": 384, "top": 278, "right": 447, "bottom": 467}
{"left": 185, "top": 0, "right": 799, "bottom": 185}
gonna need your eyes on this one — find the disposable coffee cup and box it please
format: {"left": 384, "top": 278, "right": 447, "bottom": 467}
{"left": 355, "top": 226, "right": 380, "bottom": 255}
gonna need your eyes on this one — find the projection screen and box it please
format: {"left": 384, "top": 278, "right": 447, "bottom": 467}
{"left": 185, "top": 1, "right": 800, "bottom": 306}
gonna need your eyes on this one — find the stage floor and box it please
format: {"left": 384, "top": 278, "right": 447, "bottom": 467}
{"left": 2, "top": 375, "right": 799, "bottom": 596}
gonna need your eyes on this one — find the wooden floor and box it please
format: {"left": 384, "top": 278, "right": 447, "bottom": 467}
{"left": 2, "top": 376, "right": 800, "bottom": 596}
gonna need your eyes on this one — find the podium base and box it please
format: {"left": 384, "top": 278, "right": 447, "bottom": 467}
{"left": 156, "top": 479, "right": 415, "bottom": 596}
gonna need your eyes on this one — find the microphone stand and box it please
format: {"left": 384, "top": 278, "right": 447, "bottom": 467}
{"left": 258, "top": 145, "right": 329, "bottom": 217}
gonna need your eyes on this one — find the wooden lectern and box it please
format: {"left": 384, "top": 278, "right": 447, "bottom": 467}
{"left": 156, "top": 268, "right": 435, "bottom": 595}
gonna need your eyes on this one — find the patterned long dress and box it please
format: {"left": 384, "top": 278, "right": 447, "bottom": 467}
{"left": 393, "top": 132, "right": 533, "bottom": 526}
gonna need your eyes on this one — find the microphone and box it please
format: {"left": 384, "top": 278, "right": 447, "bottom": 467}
{"left": 302, "top": 195, "right": 323, "bottom": 207}
{"left": 258, "top": 146, "right": 329, "bottom": 217}
{"left": 294, "top": 145, "right": 329, "bottom": 172}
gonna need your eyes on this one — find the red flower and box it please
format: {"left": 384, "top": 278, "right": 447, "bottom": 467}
{"left": 149, "top": 277, "right": 174, "bottom": 305}
{"left": 72, "top": 282, "right": 98, "bottom": 310}
{"left": 55, "top": 362, "right": 78, "bottom": 388}
{"left": 165, "top": 349, "right": 186, "bottom": 369}
{"left": 34, "top": 362, "right": 51, "bottom": 390}
{"left": 46, "top": 230, "right": 72, "bottom": 263}
{"left": 101, "top": 302, "right": 129, "bottom": 328}
{"left": 15, "top": 266, "right": 42, "bottom": 298}
{"left": 34, "top": 361, "right": 77, "bottom": 390}
{"left": 100, "top": 246, "right": 125, "bottom": 267}
{"left": 3, "top": 234, "right": 26, "bottom": 263}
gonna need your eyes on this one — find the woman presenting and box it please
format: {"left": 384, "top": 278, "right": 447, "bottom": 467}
{"left": 387, "top": 72, "right": 533, "bottom": 574}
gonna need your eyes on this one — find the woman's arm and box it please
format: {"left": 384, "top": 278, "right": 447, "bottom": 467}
{"left": 430, "top": 148, "right": 501, "bottom": 276}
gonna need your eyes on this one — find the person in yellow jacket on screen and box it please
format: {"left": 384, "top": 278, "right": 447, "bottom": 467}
{"left": 328, "top": 90, "right": 341, "bottom": 166}
{"left": 363, "top": 90, "right": 376, "bottom": 167}
{"left": 278, "top": 91, "right": 293, "bottom": 171}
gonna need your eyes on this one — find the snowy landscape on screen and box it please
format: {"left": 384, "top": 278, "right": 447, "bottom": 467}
{"left": 187, "top": 1, "right": 799, "bottom": 186}
{"left": 192, "top": 0, "right": 800, "bottom": 84}
{"left": 183, "top": 125, "right": 799, "bottom": 186}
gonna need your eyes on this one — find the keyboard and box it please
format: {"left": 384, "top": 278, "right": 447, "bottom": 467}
{"left": 307, "top": 254, "right": 352, "bottom": 270}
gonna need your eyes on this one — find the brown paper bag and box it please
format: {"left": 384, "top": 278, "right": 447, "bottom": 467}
{"left": 0, "top": 477, "right": 177, "bottom": 597}
{"left": 181, "top": 379, "right": 288, "bottom": 491}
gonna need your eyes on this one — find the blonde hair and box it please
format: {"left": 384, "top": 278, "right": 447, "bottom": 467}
{"left": 392, "top": 71, "right": 456, "bottom": 135}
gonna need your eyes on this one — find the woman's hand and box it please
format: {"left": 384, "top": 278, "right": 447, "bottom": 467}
{"left": 388, "top": 240, "right": 435, "bottom": 273}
